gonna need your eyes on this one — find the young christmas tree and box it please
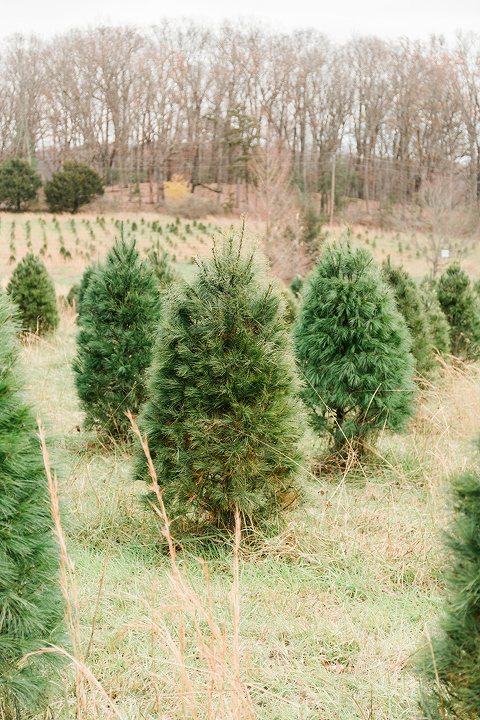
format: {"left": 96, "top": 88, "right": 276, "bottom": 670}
{"left": 437, "top": 262, "right": 480, "bottom": 358}
{"left": 419, "top": 277, "right": 451, "bottom": 356}
{"left": 294, "top": 241, "right": 416, "bottom": 458}
{"left": 6, "top": 253, "right": 59, "bottom": 335}
{"left": 0, "top": 290, "right": 64, "bottom": 718}
{"left": 382, "top": 258, "right": 436, "bottom": 379}
{"left": 134, "top": 231, "right": 306, "bottom": 530}
{"left": 75, "top": 262, "right": 99, "bottom": 321}
{"left": 146, "top": 244, "right": 177, "bottom": 290}
{"left": 417, "top": 440, "right": 480, "bottom": 718}
{"left": 73, "top": 237, "right": 161, "bottom": 441}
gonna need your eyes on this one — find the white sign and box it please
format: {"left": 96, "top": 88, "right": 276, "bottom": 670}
{"left": 441, "top": 248, "right": 450, "bottom": 258}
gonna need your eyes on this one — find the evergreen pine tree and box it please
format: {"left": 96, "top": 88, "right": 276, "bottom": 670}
{"left": 74, "top": 237, "right": 161, "bottom": 440}
{"left": 0, "top": 158, "right": 42, "bottom": 211}
{"left": 417, "top": 440, "right": 480, "bottom": 718}
{"left": 146, "top": 245, "right": 177, "bottom": 289}
{"left": 44, "top": 161, "right": 104, "bottom": 213}
{"left": 75, "top": 262, "right": 98, "bottom": 321}
{"left": 6, "top": 253, "right": 59, "bottom": 335}
{"left": 0, "top": 290, "right": 64, "bottom": 718}
{"left": 134, "top": 232, "right": 306, "bottom": 530}
{"left": 419, "top": 277, "right": 451, "bottom": 356}
{"left": 437, "top": 262, "right": 480, "bottom": 358}
{"left": 294, "top": 241, "right": 415, "bottom": 458}
{"left": 382, "top": 258, "right": 436, "bottom": 379}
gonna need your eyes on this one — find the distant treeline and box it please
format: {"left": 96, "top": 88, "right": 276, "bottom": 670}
{"left": 2, "top": 23, "right": 480, "bottom": 208}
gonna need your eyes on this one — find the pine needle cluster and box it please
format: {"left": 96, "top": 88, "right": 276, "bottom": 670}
{"left": 0, "top": 291, "right": 64, "bottom": 718}
{"left": 135, "top": 232, "right": 306, "bottom": 530}
{"left": 294, "top": 241, "right": 416, "bottom": 457}
{"left": 6, "top": 253, "right": 59, "bottom": 335}
{"left": 74, "top": 238, "right": 161, "bottom": 440}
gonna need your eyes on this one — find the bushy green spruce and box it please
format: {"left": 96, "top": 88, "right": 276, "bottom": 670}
{"left": 417, "top": 440, "right": 480, "bottom": 718}
{"left": 134, "top": 232, "right": 306, "bottom": 530}
{"left": 294, "top": 241, "right": 415, "bottom": 458}
{"left": 382, "top": 258, "right": 436, "bottom": 379}
{"left": 6, "top": 253, "right": 59, "bottom": 335}
{"left": 74, "top": 238, "right": 161, "bottom": 440}
{"left": 0, "top": 291, "right": 64, "bottom": 718}
{"left": 44, "top": 161, "right": 104, "bottom": 213}
{"left": 0, "top": 158, "right": 42, "bottom": 211}
{"left": 437, "top": 262, "right": 480, "bottom": 358}
{"left": 420, "top": 277, "right": 451, "bottom": 356}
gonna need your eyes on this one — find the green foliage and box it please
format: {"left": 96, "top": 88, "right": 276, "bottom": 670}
{"left": 300, "top": 200, "right": 324, "bottom": 255}
{"left": 44, "top": 161, "right": 104, "bottom": 213}
{"left": 66, "top": 283, "right": 79, "bottom": 308}
{"left": 135, "top": 232, "right": 306, "bottom": 530}
{"left": 290, "top": 276, "right": 304, "bottom": 297}
{"left": 294, "top": 242, "right": 416, "bottom": 457}
{"left": 75, "top": 263, "right": 98, "bottom": 320}
{"left": 382, "top": 258, "right": 436, "bottom": 379}
{"left": 437, "top": 262, "right": 480, "bottom": 358}
{"left": 146, "top": 245, "right": 177, "bottom": 290}
{"left": 417, "top": 440, "right": 480, "bottom": 718}
{"left": 74, "top": 238, "right": 161, "bottom": 440}
{"left": 0, "top": 291, "right": 64, "bottom": 718}
{"left": 0, "top": 158, "right": 42, "bottom": 211}
{"left": 6, "top": 253, "right": 59, "bottom": 335}
{"left": 280, "top": 285, "right": 299, "bottom": 327}
{"left": 420, "top": 277, "right": 451, "bottom": 355}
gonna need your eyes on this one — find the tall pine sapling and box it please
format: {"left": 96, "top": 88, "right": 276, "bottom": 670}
{"left": 382, "top": 258, "right": 436, "bottom": 379}
{"left": 6, "top": 253, "right": 59, "bottom": 335}
{"left": 417, "top": 440, "right": 480, "bottom": 718}
{"left": 134, "top": 231, "right": 306, "bottom": 530}
{"left": 0, "top": 291, "right": 64, "bottom": 718}
{"left": 75, "top": 262, "right": 99, "bottom": 322}
{"left": 294, "top": 241, "right": 415, "bottom": 459}
{"left": 74, "top": 237, "right": 161, "bottom": 441}
{"left": 419, "top": 276, "right": 451, "bottom": 356}
{"left": 437, "top": 262, "right": 480, "bottom": 358}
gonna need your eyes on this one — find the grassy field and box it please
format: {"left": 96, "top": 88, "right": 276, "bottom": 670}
{"left": 3, "top": 210, "right": 480, "bottom": 718}
{"left": 1, "top": 209, "right": 479, "bottom": 298}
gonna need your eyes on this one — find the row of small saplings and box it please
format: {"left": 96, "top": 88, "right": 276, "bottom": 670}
{"left": 2, "top": 229, "right": 479, "bottom": 718}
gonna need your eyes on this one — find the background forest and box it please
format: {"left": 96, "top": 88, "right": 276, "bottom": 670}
{"left": 2, "top": 23, "right": 480, "bottom": 219}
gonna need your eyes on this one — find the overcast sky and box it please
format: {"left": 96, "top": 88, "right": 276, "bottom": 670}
{"left": 1, "top": 0, "right": 479, "bottom": 43}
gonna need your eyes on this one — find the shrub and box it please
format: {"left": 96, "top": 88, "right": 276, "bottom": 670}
{"left": 294, "top": 241, "right": 415, "bottom": 458}
{"left": 44, "top": 161, "right": 104, "bottom": 213}
{"left": 0, "top": 157, "right": 42, "bottom": 211}
{"left": 163, "top": 174, "right": 189, "bottom": 204}
{"left": 382, "top": 258, "right": 436, "bottom": 379}
{"left": 417, "top": 439, "right": 480, "bottom": 718}
{"left": 437, "top": 262, "right": 480, "bottom": 358}
{"left": 73, "top": 237, "right": 161, "bottom": 440}
{"left": 0, "top": 290, "right": 64, "bottom": 718}
{"left": 134, "top": 232, "right": 306, "bottom": 530}
{"left": 6, "top": 253, "right": 59, "bottom": 335}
